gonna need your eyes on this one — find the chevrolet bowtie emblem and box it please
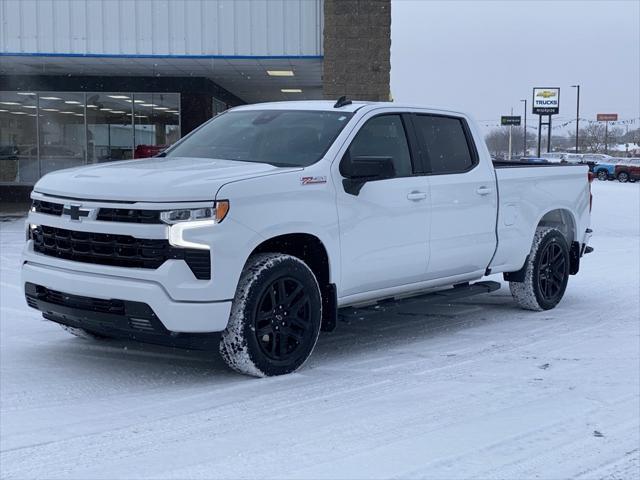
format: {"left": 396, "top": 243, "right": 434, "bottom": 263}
{"left": 63, "top": 204, "right": 91, "bottom": 221}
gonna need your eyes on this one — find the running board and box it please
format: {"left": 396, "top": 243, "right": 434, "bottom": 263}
{"left": 364, "top": 280, "right": 501, "bottom": 307}
{"left": 403, "top": 280, "right": 501, "bottom": 305}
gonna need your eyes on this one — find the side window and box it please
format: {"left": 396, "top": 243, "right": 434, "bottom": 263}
{"left": 347, "top": 114, "right": 413, "bottom": 177}
{"left": 413, "top": 115, "right": 475, "bottom": 174}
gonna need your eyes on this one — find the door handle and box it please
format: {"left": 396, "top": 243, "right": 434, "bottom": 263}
{"left": 476, "top": 186, "right": 493, "bottom": 196}
{"left": 407, "top": 191, "right": 428, "bottom": 201}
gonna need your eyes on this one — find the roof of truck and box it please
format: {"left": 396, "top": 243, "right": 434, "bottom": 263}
{"left": 230, "top": 100, "right": 466, "bottom": 117}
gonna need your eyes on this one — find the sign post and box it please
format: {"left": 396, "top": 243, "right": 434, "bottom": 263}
{"left": 597, "top": 113, "right": 618, "bottom": 154}
{"left": 501, "top": 115, "right": 521, "bottom": 160}
{"left": 533, "top": 87, "right": 560, "bottom": 157}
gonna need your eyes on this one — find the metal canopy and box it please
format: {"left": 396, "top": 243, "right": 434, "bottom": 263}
{"left": 0, "top": 55, "right": 323, "bottom": 103}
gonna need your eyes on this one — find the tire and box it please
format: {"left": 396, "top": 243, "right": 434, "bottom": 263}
{"left": 60, "top": 324, "right": 108, "bottom": 340}
{"left": 509, "top": 227, "right": 570, "bottom": 311}
{"left": 596, "top": 169, "right": 608, "bottom": 181}
{"left": 219, "top": 253, "right": 322, "bottom": 377}
{"left": 617, "top": 171, "right": 629, "bottom": 183}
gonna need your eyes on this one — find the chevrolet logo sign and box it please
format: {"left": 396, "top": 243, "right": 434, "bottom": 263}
{"left": 536, "top": 90, "right": 557, "bottom": 98}
{"left": 62, "top": 204, "right": 94, "bottom": 221}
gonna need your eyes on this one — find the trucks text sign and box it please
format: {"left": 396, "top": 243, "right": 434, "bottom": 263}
{"left": 533, "top": 87, "right": 560, "bottom": 115}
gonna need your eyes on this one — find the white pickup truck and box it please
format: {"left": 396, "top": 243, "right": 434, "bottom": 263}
{"left": 22, "top": 99, "right": 593, "bottom": 377}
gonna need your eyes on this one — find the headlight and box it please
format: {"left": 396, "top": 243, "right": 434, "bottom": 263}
{"left": 160, "top": 201, "right": 229, "bottom": 224}
{"left": 163, "top": 201, "right": 229, "bottom": 250}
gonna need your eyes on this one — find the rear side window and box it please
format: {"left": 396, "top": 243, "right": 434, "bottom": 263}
{"left": 348, "top": 114, "right": 413, "bottom": 177}
{"left": 413, "top": 115, "right": 475, "bottom": 174}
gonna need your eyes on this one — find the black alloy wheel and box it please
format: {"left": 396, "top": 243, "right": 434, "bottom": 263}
{"left": 254, "top": 276, "right": 313, "bottom": 363}
{"left": 536, "top": 241, "right": 567, "bottom": 304}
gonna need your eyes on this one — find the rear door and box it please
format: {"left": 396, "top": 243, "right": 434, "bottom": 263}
{"left": 411, "top": 113, "right": 498, "bottom": 279}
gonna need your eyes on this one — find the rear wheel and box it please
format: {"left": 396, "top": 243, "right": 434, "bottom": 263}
{"left": 509, "top": 227, "right": 570, "bottom": 311}
{"left": 596, "top": 169, "right": 608, "bottom": 181}
{"left": 220, "top": 253, "right": 322, "bottom": 377}
{"left": 617, "top": 171, "right": 629, "bottom": 183}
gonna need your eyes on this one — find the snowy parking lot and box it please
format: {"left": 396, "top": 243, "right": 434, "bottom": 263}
{"left": 1, "top": 181, "right": 638, "bottom": 479}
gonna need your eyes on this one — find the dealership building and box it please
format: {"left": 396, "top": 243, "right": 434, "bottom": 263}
{"left": 0, "top": 0, "right": 390, "bottom": 202}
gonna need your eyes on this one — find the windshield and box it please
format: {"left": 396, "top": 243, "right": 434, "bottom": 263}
{"left": 166, "top": 109, "right": 353, "bottom": 167}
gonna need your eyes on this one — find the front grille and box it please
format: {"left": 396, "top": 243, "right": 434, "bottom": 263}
{"left": 31, "top": 225, "right": 210, "bottom": 279}
{"left": 97, "top": 208, "right": 162, "bottom": 224}
{"left": 32, "top": 200, "right": 64, "bottom": 216}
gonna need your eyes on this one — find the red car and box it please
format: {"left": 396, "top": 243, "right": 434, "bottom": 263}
{"left": 134, "top": 144, "right": 168, "bottom": 159}
{"left": 614, "top": 159, "right": 640, "bottom": 183}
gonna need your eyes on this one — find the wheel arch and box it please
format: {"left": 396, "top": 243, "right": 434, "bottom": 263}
{"left": 536, "top": 208, "right": 577, "bottom": 245}
{"left": 248, "top": 232, "right": 337, "bottom": 332}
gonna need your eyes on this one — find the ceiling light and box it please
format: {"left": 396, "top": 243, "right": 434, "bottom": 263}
{"left": 0, "top": 109, "right": 7, "bottom": 112}
{"left": 40, "top": 96, "right": 61, "bottom": 100}
{"left": 111, "top": 110, "right": 126, "bottom": 114}
{"left": 23, "top": 105, "right": 37, "bottom": 109}
{"left": 108, "top": 95, "right": 130, "bottom": 99}
{"left": 17, "top": 92, "right": 35, "bottom": 96}
{"left": 64, "top": 100, "right": 81, "bottom": 104}
{"left": 100, "top": 108, "right": 112, "bottom": 111}
{"left": 267, "top": 70, "right": 295, "bottom": 77}
{"left": 42, "top": 108, "right": 59, "bottom": 112}
{"left": 166, "top": 110, "right": 178, "bottom": 113}
{"left": 87, "top": 104, "right": 98, "bottom": 108}
{"left": 135, "top": 115, "right": 147, "bottom": 118}
{"left": 11, "top": 111, "right": 27, "bottom": 115}
{"left": 126, "top": 99, "right": 145, "bottom": 103}
{"left": 73, "top": 113, "right": 84, "bottom": 117}
{"left": 281, "top": 89, "right": 302, "bottom": 93}
{"left": 0, "top": 101, "right": 20, "bottom": 105}
{"left": 60, "top": 111, "right": 74, "bottom": 114}
{"left": 140, "top": 103, "right": 157, "bottom": 107}
{"left": 153, "top": 107, "right": 169, "bottom": 110}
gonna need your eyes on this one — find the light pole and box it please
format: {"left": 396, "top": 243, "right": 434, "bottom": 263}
{"left": 571, "top": 85, "right": 580, "bottom": 152}
{"left": 520, "top": 99, "right": 527, "bottom": 155}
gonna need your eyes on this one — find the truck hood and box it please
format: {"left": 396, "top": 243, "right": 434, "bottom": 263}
{"left": 34, "top": 157, "right": 298, "bottom": 202}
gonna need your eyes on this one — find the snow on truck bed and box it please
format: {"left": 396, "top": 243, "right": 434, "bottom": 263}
{"left": 1, "top": 181, "right": 638, "bottom": 479}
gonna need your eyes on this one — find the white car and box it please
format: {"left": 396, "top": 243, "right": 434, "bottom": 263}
{"left": 22, "top": 100, "right": 594, "bottom": 377}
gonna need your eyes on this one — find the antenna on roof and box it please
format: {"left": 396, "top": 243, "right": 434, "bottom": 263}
{"left": 333, "top": 96, "right": 352, "bottom": 108}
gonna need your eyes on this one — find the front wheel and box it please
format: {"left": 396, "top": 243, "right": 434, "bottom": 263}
{"left": 509, "top": 227, "right": 570, "bottom": 311}
{"left": 617, "top": 171, "right": 629, "bottom": 183}
{"left": 596, "top": 169, "right": 608, "bottom": 181}
{"left": 220, "top": 253, "right": 322, "bottom": 377}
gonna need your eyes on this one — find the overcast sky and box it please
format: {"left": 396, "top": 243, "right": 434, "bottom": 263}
{"left": 390, "top": 0, "right": 640, "bottom": 133}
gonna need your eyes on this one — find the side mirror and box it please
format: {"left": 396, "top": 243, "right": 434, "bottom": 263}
{"left": 340, "top": 151, "right": 395, "bottom": 195}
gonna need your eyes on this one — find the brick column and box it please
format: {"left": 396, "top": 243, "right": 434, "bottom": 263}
{"left": 323, "top": 0, "right": 391, "bottom": 102}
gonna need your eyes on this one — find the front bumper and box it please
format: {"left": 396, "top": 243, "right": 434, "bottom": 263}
{"left": 22, "top": 262, "right": 231, "bottom": 333}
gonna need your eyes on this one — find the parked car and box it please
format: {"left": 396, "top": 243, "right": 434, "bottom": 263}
{"left": 134, "top": 144, "right": 168, "bottom": 159}
{"left": 519, "top": 156, "right": 548, "bottom": 163}
{"left": 23, "top": 100, "right": 594, "bottom": 377}
{"left": 614, "top": 158, "right": 640, "bottom": 182}
{"left": 584, "top": 154, "right": 620, "bottom": 181}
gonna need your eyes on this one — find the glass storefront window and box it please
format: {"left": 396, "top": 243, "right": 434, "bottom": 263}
{"left": 0, "top": 90, "right": 181, "bottom": 185}
{"left": 86, "top": 93, "right": 134, "bottom": 164}
{"left": 38, "top": 92, "right": 86, "bottom": 176}
{"left": 0, "top": 91, "right": 38, "bottom": 184}
{"left": 133, "top": 93, "right": 180, "bottom": 158}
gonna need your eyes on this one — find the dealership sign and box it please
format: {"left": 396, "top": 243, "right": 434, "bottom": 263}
{"left": 597, "top": 113, "right": 618, "bottom": 121}
{"left": 532, "top": 87, "right": 560, "bottom": 115}
{"left": 501, "top": 116, "right": 521, "bottom": 126}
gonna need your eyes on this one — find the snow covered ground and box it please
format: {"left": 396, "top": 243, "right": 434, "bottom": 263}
{"left": 1, "top": 181, "right": 638, "bottom": 479}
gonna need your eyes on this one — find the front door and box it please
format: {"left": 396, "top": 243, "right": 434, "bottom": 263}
{"left": 334, "top": 113, "right": 431, "bottom": 297}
